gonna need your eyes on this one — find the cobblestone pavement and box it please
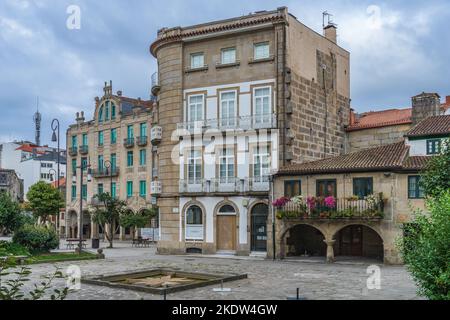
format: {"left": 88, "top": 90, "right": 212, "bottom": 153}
{"left": 18, "top": 242, "right": 421, "bottom": 300}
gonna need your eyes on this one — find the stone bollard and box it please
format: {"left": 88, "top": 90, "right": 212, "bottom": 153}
{"left": 96, "top": 248, "right": 105, "bottom": 259}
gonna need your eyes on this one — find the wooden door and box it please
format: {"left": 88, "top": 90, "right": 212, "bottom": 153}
{"left": 216, "top": 215, "right": 236, "bottom": 251}
{"left": 338, "top": 225, "right": 363, "bottom": 256}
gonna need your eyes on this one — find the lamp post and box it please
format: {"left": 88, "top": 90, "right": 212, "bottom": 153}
{"left": 51, "top": 119, "right": 61, "bottom": 238}
{"left": 73, "top": 160, "right": 92, "bottom": 254}
{"left": 49, "top": 168, "right": 60, "bottom": 248}
{"left": 103, "top": 160, "right": 113, "bottom": 196}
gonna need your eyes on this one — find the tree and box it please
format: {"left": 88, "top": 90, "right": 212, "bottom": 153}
{"left": 26, "top": 181, "right": 64, "bottom": 225}
{"left": 399, "top": 192, "right": 450, "bottom": 300}
{"left": 420, "top": 139, "right": 450, "bottom": 198}
{"left": 91, "top": 193, "right": 127, "bottom": 248}
{"left": 120, "top": 207, "right": 157, "bottom": 237}
{"left": 0, "top": 192, "right": 23, "bottom": 235}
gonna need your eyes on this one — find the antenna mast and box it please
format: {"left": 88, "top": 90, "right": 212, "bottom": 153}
{"left": 33, "top": 97, "right": 42, "bottom": 146}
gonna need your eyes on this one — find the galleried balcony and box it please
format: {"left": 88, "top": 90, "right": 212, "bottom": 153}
{"left": 150, "top": 126, "right": 162, "bottom": 145}
{"left": 151, "top": 72, "right": 160, "bottom": 96}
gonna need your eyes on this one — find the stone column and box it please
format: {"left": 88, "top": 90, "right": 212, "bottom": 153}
{"left": 119, "top": 226, "right": 125, "bottom": 241}
{"left": 324, "top": 239, "right": 336, "bottom": 263}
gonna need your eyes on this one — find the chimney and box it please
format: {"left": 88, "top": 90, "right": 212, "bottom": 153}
{"left": 349, "top": 109, "right": 356, "bottom": 126}
{"left": 411, "top": 92, "right": 441, "bottom": 125}
{"left": 324, "top": 24, "right": 337, "bottom": 44}
{"left": 76, "top": 111, "right": 85, "bottom": 125}
{"left": 446, "top": 95, "right": 450, "bottom": 105}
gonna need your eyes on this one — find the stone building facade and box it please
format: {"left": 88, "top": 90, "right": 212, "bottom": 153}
{"left": 65, "top": 82, "right": 159, "bottom": 240}
{"left": 149, "top": 7, "right": 350, "bottom": 255}
{"left": 0, "top": 169, "right": 24, "bottom": 202}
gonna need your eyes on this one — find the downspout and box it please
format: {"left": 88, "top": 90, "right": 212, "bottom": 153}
{"left": 323, "top": 67, "right": 328, "bottom": 158}
{"left": 270, "top": 175, "right": 276, "bottom": 261}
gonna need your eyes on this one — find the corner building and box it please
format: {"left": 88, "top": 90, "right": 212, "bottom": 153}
{"left": 150, "top": 7, "right": 350, "bottom": 255}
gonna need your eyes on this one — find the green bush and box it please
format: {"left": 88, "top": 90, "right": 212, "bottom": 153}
{"left": 12, "top": 225, "right": 59, "bottom": 253}
{"left": 0, "top": 241, "right": 30, "bottom": 257}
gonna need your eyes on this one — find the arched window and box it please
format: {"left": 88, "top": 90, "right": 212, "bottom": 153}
{"left": 111, "top": 103, "right": 116, "bottom": 119}
{"left": 98, "top": 106, "right": 104, "bottom": 122}
{"left": 105, "top": 101, "right": 110, "bottom": 121}
{"left": 219, "top": 204, "right": 235, "bottom": 214}
{"left": 186, "top": 205, "right": 203, "bottom": 240}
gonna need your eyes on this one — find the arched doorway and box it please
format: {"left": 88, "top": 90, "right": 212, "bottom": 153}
{"left": 285, "top": 225, "right": 326, "bottom": 257}
{"left": 251, "top": 203, "right": 268, "bottom": 252}
{"left": 185, "top": 205, "right": 204, "bottom": 241}
{"left": 82, "top": 211, "right": 91, "bottom": 239}
{"left": 216, "top": 204, "right": 237, "bottom": 252}
{"left": 67, "top": 211, "right": 78, "bottom": 239}
{"left": 334, "top": 225, "right": 384, "bottom": 261}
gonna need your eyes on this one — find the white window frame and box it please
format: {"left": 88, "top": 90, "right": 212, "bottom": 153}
{"left": 190, "top": 52, "right": 205, "bottom": 69}
{"left": 221, "top": 47, "right": 236, "bottom": 64}
{"left": 187, "top": 94, "right": 204, "bottom": 123}
{"left": 187, "top": 150, "right": 202, "bottom": 185}
{"left": 254, "top": 42, "right": 270, "bottom": 60}
{"left": 252, "top": 145, "right": 270, "bottom": 183}
{"left": 185, "top": 206, "right": 204, "bottom": 241}
{"left": 218, "top": 148, "right": 235, "bottom": 184}
{"left": 219, "top": 90, "right": 237, "bottom": 128}
{"left": 253, "top": 86, "right": 272, "bottom": 125}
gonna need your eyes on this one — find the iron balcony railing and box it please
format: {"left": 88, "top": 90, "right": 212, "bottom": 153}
{"left": 123, "top": 137, "right": 135, "bottom": 148}
{"left": 79, "top": 145, "right": 89, "bottom": 155}
{"left": 179, "top": 176, "right": 270, "bottom": 193}
{"left": 136, "top": 136, "right": 148, "bottom": 147}
{"left": 277, "top": 196, "right": 385, "bottom": 220}
{"left": 68, "top": 147, "right": 78, "bottom": 156}
{"left": 92, "top": 167, "right": 120, "bottom": 178}
{"left": 177, "top": 114, "right": 277, "bottom": 134}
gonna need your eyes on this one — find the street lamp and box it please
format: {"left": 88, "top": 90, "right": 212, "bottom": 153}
{"left": 51, "top": 119, "right": 61, "bottom": 239}
{"left": 73, "top": 160, "right": 92, "bottom": 254}
{"left": 103, "top": 160, "right": 114, "bottom": 196}
{"left": 49, "top": 168, "right": 60, "bottom": 247}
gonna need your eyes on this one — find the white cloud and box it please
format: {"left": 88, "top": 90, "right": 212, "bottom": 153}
{"left": 0, "top": 17, "right": 33, "bottom": 38}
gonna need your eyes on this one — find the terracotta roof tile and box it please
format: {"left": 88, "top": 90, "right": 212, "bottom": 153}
{"left": 51, "top": 177, "right": 66, "bottom": 188}
{"left": 277, "top": 142, "right": 409, "bottom": 175}
{"left": 402, "top": 156, "right": 431, "bottom": 170}
{"left": 346, "top": 108, "right": 412, "bottom": 132}
{"left": 406, "top": 115, "right": 450, "bottom": 138}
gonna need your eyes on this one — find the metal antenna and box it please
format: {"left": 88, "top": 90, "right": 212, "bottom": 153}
{"left": 33, "top": 97, "right": 42, "bottom": 146}
{"left": 323, "top": 11, "right": 336, "bottom": 28}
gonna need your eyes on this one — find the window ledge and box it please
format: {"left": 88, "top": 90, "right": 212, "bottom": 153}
{"left": 215, "top": 61, "right": 240, "bottom": 69}
{"left": 248, "top": 55, "right": 275, "bottom": 64}
{"left": 185, "top": 65, "right": 209, "bottom": 74}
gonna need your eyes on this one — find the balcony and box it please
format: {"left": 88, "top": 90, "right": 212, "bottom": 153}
{"left": 150, "top": 126, "right": 162, "bottom": 145}
{"left": 136, "top": 136, "right": 148, "bottom": 147}
{"left": 248, "top": 176, "right": 270, "bottom": 192}
{"left": 79, "top": 145, "right": 89, "bottom": 155}
{"left": 179, "top": 176, "right": 270, "bottom": 194}
{"left": 92, "top": 168, "right": 120, "bottom": 178}
{"left": 151, "top": 181, "right": 162, "bottom": 195}
{"left": 211, "top": 177, "right": 242, "bottom": 193}
{"left": 68, "top": 147, "right": 78, "bottom": 157}
{"left": 123, "top": 137, "right": 135, "bottom": 148}
{"left": 177, "top": 114, "right": 277, "bottom": 135}
{"left": 151, "top": 72, "right": 160, "bottom": 95}
{"left": 275, "top": 195, "right": 385, "bottom": 221}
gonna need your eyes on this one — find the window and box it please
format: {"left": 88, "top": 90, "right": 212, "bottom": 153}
{"left": 188, "top": 95, "right": 204, "bottom": 123}
{"left": 127, "top": 151, "right": 134, "bottom": 167}
{"left": 253, "top": 146, "right": 270, "bottom": 182}
{"left": 139, "top": 149, "right": 147, "bottom": 166}
{"left": 218, "top": 205, "right": 235, "bottom": 214}
{"left": 221, "top": 47, "right": 236, "bottom": 64}
{"left": 105, "top": 101, "right": 110, "bottom": 121}
{"left": 140, "top": 123, "right": 147, "bottom": 137}
{"left": 188, "top": 150, "right": 202, "bottom": 184}
{"left": 111, "top": 182, "right": 117, "bottom": 199}
{"left": 71, "top": 135, "right": 77, "bottom": 148}
{"left": 190, "top": 52, "right": 204, "bottom": 69}
{"left": 426, "top": 139, "right": 441, "bottom": 155}
{"left": 71, "top": 185, "right": 76, "bottom": 200}
{"left": 316, "top": 180, "right": 337, "bottom": 197}
{"left": 219, "top": 148, "right": 234, "bottom": 183}
{"left": 126, "top": 181, "right": 133, "bottom": 198}
{"left": 254, "top": 87, "right": 271, "bottom": 124}
{"left": 185, "top": 205, "right": 203, "bottom": 240}
{"left": 82, "top": 133, "right": 88, "bottom": 146}
{"left": 111, "top": 153, "right": 117, "bottom": 171}
{"left": 139, "top": 180, "right": 146, "bottom": 198}
{"left": 408, "top": 176, "right": 424, "bottom": 199}
{"left": 98, "top": 184, "right": 104, "bottom": 195}
{"left": 98, "top": 131, "right": 104, "bottom": 146}
{"left": 71, "top": 159, "right": 77, "bottom": 174}
{"left": 284, "top": 180, "right": 301, "bottom": 198}
{"left": 82, "top": 184, "right": 87, "bottom": 200}
{"left": 220, "top": 91, "right": 236, "bottom": 127}
{"left": 127, "top": 125, "right": 134, "bottom": 139}
{"left": 81, "top": 158, "right": 88, "bottom": 172}
{"left": 111, "top": 128, "right": 117, "bottom": 144}
{"left": 111, "top": 103, "right": 116, "bottom": 119}
{"left": 353, "top": 178, "right": 374, "bottom": 199}
{"left": 254, "top": 42, "right": 270, "bottom": 60}
{"left": 98, "top": 106, "right": 103, "bottom": 122}
{"left": 98, "top": 155, "right": 104, "bottom": 171}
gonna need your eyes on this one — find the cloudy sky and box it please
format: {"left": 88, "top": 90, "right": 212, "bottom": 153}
{"left": 0, "top": 0, "right": 449, "bottom": 146}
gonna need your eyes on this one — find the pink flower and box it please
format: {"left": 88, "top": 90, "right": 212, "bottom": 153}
{"left": 324, "top": 196, "right": 336, "bottom": 208}
{"left": 272, "top": 197, "right": 290, "bottom": 208}
{"left": 306, "top": 197, "right": 316, "bottom": 209}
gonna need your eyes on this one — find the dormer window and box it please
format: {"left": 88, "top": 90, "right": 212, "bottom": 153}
{"left": 98, "top": 100, "right": 117, "bottom": 122}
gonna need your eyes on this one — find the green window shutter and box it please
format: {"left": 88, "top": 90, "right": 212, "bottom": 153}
{"left": 139, "top": 180, "right": 146, "bottom": 197}
{"left": 140, "top": 149, "right": 146, "bottom": 166}
{"left": 71, "top": 186, "right": 76, "bottom": 200}
{"left": 127, "top": 181, "right": 133, "bottom": 198}
{"left": 111, "top": 182, "right": 116, "bottom": 198}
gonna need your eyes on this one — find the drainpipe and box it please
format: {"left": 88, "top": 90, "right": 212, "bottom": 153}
{"left": 269, "top": 175, "right": 276, "bottom": 260}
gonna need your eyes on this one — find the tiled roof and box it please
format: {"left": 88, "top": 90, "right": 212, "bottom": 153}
{"left": 277, "top": 141, "right": 433, "bottom": 175}
{"left": 405, "top": 115, "right": 450, "bottom": 138}
{"left": 51, "top": 177, "right": 66, "bottom": 188}
{"left": 15, "top": 143, "right": 44, "bottom": 154}
{"left": 346, "top": 108, "right": 412, "bottom": 132}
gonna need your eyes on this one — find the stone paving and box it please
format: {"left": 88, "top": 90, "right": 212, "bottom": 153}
{"left": 17, "top": 241, "right": 421, "bottom": 300}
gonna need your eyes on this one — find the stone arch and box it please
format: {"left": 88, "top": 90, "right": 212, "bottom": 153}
{"left": 279, "top": 223, "right": 327, "bottom": 258}
{"left": 66, "top": 210, "right": 78, "bottom": 238}
{"left": 213, "top": 200, "right": 240, "bottom": 252}
{"left": 181, "top": 200, "right": 207, "bottom": 242}
{"left": 332, "top": 223, "right": 384, "bottom": 261}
